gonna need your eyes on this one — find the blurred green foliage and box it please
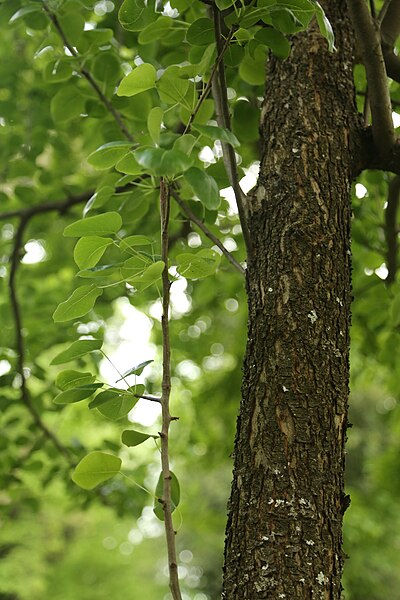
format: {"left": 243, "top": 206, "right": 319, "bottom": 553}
{"left": 0, "top": 0, "right": 400, "bottom": 599}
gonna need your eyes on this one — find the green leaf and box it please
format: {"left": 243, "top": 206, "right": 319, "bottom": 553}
{"left": 53, "top": 285, "right": 103, "bottom": 322}
{"left": 270, "top": 8, "right": 304, "bottom": 34}
{"left": 56, "top": 370, "right": 96, "bottom": 391}
{"left": 138, "top": 16, "right": 172, "bottom": 44}
{"left": 186, "top": 18, "right": 214, "bottom": 46}
{"left": 194, "top": 124, "right": 240, "bottom": 148}
{"left": 115, "top": 151, "right": 143, "bottom": 175}
{"left": 239, "top": 52, "right": 266, "bottom": 86}
{"left": 115, "top": 359, "right": 153, "bottom": 382}
{"left": 51, "top": 339, "right": 103, "bottom": 365}
{"left": 121, "top": 430, "right": 156, "bottom": 447}
{"left": 134, "top": 147, "right": 164, "bottom": 172}
{"left": 157, "top": 72, "right": 189, "bottom": 105}
{"left": 92, "top": 52, "right": 121, "bottom": 85}
{"left": 147, "top": 106, "right": 163, "bottom": 145}
{"left": 254, "top": 28, "right": 291, "bottom": 59}
{"left": 64, "top": 212, "right": 122, "bottom": 237}
{"left": 97, "top": 392, "right": 139, "bottom": 421}
{"left": 88, "top": 141, "right": 133, "bottom": 170}
{"left": 74, "top": 237, "right": 114, "bottom": 270}
{"left": 44, "top": 58, "right": 74, "bottom": 83}
{"left": 54, "top": 385, "right": 100, "bottom": 405}
{"left": 159, "top": 149, "right": 193, "bottom": 177}
{"left": 153, "top": 471, "right": 180, "bottom": 521}
{"left": 57, "top": 12, "right": 85, "bottom": 46}
{"left": 9, "top": 6, "right": 42, "bottom": 23}
{"left": 314, "top": 1, "right": 336, "bottom": 52}
{"left": 176, "top": 249, "right": 220, "bottom": 279}
{"left": 119, "top": 0, "right": 157, "bottom": 32}
{"left": 89, "top": 385, "right": 144, "bottom": 409}
{"left": 50, "top": 87, "right": 86, "bottom": 123}
{"left": 72, "top": 452, "right": 122, "bottom": 490}
{"left": 134, "top": 147, "right": 192, "bottom": 177}
{"left": 173, "top": 134, "right": 196, "bottom": 155}
{"left": 121, "top": 255, "right": 151, "bottom": 279}
{"left": 121, "top": 259, "right": 164, "bottom": 291}
{"left": 232, "top": 100, "right": 260, "bottom": 143}
{"left": 119, "top": 235, "right": 154, "bottom": 251}
{"left": 184, "top": 167, "right": 220, "bottom": 210}
{"left": 84, "top": 186, "right": 115, "bottom": 215}
{"left": 117, "top": 63, "right": 157, "bottom": 97}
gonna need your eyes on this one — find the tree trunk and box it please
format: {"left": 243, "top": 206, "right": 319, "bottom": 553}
{"left": 223, "top": 4, "right": 361, "bottom": 599}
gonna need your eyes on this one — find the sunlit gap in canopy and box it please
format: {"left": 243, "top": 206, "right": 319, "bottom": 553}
{"left": 21, "top": 240, "right": 46, "bottom": 264}
{"left": 100, "top": 273, "right": 192, "bottom": 426}
{"left": 220, "top": 161, "right": 260, "bottom": 215}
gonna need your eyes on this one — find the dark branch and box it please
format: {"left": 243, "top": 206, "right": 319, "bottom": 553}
{"left": 380, "top": 0, "right": 400, "bottom": 82}
{"left": 210, "top": 5, "right": 253, "bottom": 257}
{"left": 41, "top": 1, "right": 134, "bottom": 142}
{"left": 170, "top": 189, "right": 246, "bottom": 276}
{"left": 347, "top": 0, "right": 395, "bottom": 157}
{"left": 358, "top": 128, "right": 400, "bottom": 175}
{"left": 385, "top": 175, "right": 400, "bottom": 284}
{"left": 0, "top": 190, "right": 93, "bottom": 222}
{"left": 183, "top": 27, "right": 236, "bottom": 134}
{"left": 9, "top": 217, "right": 73, "bottom": 464}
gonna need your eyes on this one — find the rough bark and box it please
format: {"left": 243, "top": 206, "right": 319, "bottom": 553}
{"left": 222, "top": 4, "right": 361, "bottom": 599}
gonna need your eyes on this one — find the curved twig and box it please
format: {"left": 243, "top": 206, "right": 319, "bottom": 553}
{"left": 170, "top": 189, "right": 245, "bottom": 276}
{"left": 9, "top": 217, "right": 73, "bottom": 464}
{"left": 41, "top": 1, "right": 134, "bottom": 142}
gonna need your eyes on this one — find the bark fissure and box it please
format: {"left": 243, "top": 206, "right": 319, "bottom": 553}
{"left": 223, "top": 5, "right": 360, "bottom": 598}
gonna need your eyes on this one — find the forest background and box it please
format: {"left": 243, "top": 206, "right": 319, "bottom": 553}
{"left": 1, "top": 0, "right": 400, "bottom": 599}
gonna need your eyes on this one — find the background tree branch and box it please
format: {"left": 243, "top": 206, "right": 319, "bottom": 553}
{"left": 348, "top": 0, "right": 395, "bottom": 157}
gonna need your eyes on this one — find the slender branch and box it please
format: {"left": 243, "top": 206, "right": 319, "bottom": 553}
{"left": 380, "top": 0, "right": 400, "bottom": 82}
{"left": 385, "top": 175, "right": 400, "bottom": 284}
{"left": 210, "top": 5, "right": 252, "bottom": 257}
{"left": 347, "top": 0, "right": 395, "bottom": 158}
{"left": 41, "top": 1, "right": 134, "bottom": 142}
{"left": 378, "top": 0, "right": 397, "bottom": 25}
{"left": 183, "top": 27, "right": 236, "bottom": 134}
{"left": 9, "top": 217, "right": 73, "bottom": 464}
{"left": 0, "top": 190, "right": 93, "bottom": 221}
{"left": 159, "top": 179, "right": 182, "bottom": 600}
{"left": 357, "top": 128, "right": 400, "bottom": 175}
{"left": 134, "top": 393, "right": 161, "bottom": 403}
{"left": 170, "top": 189, "right": 245, "bottom": 276}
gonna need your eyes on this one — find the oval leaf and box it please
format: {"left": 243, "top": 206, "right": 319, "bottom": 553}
{"left": 115, "top": 359, "right": 154, "bottom": 382}
{"left": 56, "top": 370, "right": 96, "bottom": 391}
{"left": 50, "top": 339, "right": 103, "bottom": 365}
{"left": 119, "top": 235, "right": 154, "bottom": 251}
{"left": 97, "top": 392, "right": 139, "bottom": 420}
{"left": 74, "top": 236, "right": 114, "bottom": 269}
{"left": 194, "top": 124, "right": 239, "bottom": 148}
{"left": 121, "top": 430, "right": 156, "bottom": 447}
{"left": 147, "top": 106, "right": 163, "bottom": 145}
{"left": 184, "top": 167, "right": 220, "bottom": 210}
{"left": 53, "top": 285, "right": 103, "bottom": 322}
{"left": 64, "top": 212, "right": 122, "bottom": 237}
{"left": 54, "top": 385, "right": 100, "bottom": 405}
{"left": 176, "top": 249, "right": 220, "bottom": 279}
{"left": 117, "top": 63, "right": 157, "bottom": 97}
{"left": 88, "top": 141, "right": 133, "bottom": 170}
{"left": 72, "top": 451, "right": 122, "bottom": 490}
